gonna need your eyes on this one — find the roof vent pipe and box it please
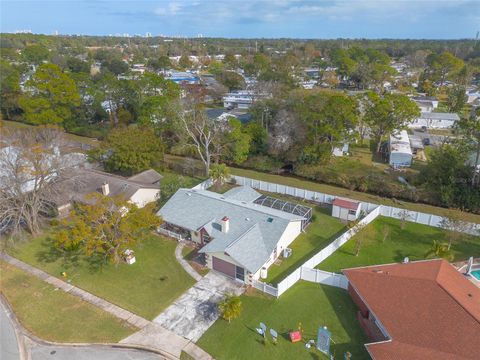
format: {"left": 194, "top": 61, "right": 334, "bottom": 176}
{"left": 221, "top": 216, "right": 230, "bottom": 233}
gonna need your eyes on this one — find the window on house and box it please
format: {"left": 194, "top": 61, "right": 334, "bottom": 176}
{"left": 348, "top": 209, "right": 356, "bottom": 215}
{"left": 267, "top": 217, "right": 274, "bottom": 223}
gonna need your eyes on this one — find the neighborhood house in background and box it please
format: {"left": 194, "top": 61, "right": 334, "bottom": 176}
{"left": 52, "top": 168, "right": 162, "bottom": 216}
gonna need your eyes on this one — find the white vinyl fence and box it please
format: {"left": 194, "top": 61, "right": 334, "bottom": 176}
{"left": 252, "top": 280, "right": 278, "bottom": 297}
{"left": 276, "top": 207, "right": 381, "bottom": 297}
{"left": 192, "top": 178, "right": 214, "bottom": 190}
{"left": 190, "top": 175, "right": 480, "bottom": 298}
{"left": 232, "top": 175, "right": 480, "bottom": 236}
{"left": 300, "top": 267, "right": 349, "bottom": 290}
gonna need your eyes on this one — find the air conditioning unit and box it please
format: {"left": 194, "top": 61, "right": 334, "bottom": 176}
{"left": 283, "top": 248, "right": 293, "bottom": 258}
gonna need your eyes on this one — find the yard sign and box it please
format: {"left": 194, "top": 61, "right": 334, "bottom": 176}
{"left": 317, "top": 326, "right": 332, "bottom": 355}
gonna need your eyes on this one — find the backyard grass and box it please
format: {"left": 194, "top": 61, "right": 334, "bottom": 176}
{"left": 7, "top": 233, "right": 196, "bottom": 320}
{"left": 230, "top": 167, "right": 480, "bottom": 223}
{"left": 265, "top": 206, "right": 346, "bottom": 285}
{"left": 197, "top": 281, "right": 369, "bottom": 360}
{"left": 0, "top": 261, "right": 137, "bottom": 343}
{"left": 317, "top": 216, "right": 480, "bottom": 273}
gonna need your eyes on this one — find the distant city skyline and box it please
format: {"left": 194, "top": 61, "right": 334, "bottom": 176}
{"left": 1, "top": 0, "right": 479, "bottom": 39}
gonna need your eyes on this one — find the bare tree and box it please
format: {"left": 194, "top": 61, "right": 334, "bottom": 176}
{"left": 398, "top": 210, "right": 412, "bottom": 230}
{"left": 0, "top": 127, "right": 77, "bottom": 235}
{"left": 439, "top": 215, "right": 472, "bottom": 251}
{"left": 179, "top": 98, "right": 226, "bottom": 176}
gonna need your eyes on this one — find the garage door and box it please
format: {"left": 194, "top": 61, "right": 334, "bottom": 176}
{"left": 212, "top": 257, "right": 236, "bottom": 278}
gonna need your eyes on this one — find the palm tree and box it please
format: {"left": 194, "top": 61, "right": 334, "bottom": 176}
{"left": 209, "top": 163, "right": 230, "bottom": 190}
{"left": 218, "top": 294, "right": 242, "bottom": 323}
{"left": 425, "top": 240, "right": 454, "bottom": 261}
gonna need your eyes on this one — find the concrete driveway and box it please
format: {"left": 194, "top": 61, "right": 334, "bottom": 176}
{"left": 153, "top": 272, "right": 244, "bottom": 342}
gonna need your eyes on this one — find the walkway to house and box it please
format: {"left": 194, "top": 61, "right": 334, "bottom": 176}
{"left": 175, "top": 242, "right": 203, "bottom": 282}
{"left": 0, "top": 253, "right": 213, "bottom": 360}
{"left": 154, "top": 271, "right": 245, "bottom": 342}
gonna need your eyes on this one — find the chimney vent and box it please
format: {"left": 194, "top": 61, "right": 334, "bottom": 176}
{"left": 101, "top": 182, "right": 110, "bottom": 196}
{"left": 220, "top": 216, "right": 230, "bottom": 233}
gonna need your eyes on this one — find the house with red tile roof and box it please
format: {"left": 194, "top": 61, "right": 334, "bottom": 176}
{"left": 343, "top": 259, "right": 480, "bottom": 360}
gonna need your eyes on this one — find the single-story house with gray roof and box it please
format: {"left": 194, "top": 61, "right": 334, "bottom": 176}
{"left": 408, "top": 112, "right": 460, "bottom": 129}
{"left": 51, "top": 168, "right": 162, "bottom": 216}
{"left": 157, "top": 186, "right": 307, "bottom": 283}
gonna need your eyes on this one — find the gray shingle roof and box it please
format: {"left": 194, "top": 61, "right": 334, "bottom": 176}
{"left": 158, "top": 188, "right": 304, "bottom": 273}
{"left": 128, "top": 169, "right": 163, "bottom": 185}
{"left": 223, "top": 186, "right": 262, "bottom": 203}
{"left": 420, "top": 112, "right": 460, "bottom": 121}
{"left": 52, "top": 169, "right": 160, "bottom": 206}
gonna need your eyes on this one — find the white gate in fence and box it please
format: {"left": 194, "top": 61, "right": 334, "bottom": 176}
{"left": 300, "top": 267, "right": 349, "bottom": 290}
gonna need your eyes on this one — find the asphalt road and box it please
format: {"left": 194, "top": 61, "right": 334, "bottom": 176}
{"left": 0, "top": 301, "right": 20, "bottom": 360}
{"left": 1, "top": 300, "right": 164, "bottom": 360}
{"left": 31, "top": 346, "right": 164, "bottom": 360}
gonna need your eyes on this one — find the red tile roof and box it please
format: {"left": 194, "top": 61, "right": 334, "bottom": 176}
{"left": 344, "top": 259, "right": 480, "bottom": 360}
{"left": 332, "top": 198, "right": 360, "bottom": 211}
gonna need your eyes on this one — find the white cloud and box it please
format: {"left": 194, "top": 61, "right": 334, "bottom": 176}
{"left": 154, "top": 2, "right": 183, "bottom": 16}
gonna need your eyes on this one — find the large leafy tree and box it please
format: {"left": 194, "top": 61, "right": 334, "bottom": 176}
{"left": 22, "top": 44, "right": 50, "bottom": 64}
{"left": 219, "top": 117, "right": 252, "bottom": 165}
{"left": 457, "top": 108, "right": 480, "bottom": 185}
{"left": 178, "top": 54, "right": 192, "bottom": 69}
{"left": 419, "top": 144, "right": 479, "bottom": 211}
{"left": 148, "top": 55, "right": 172, "bottom": 71}
{"left": 216, "top": 70, "right": 245, "bottom": 91}
{"left": 93, "top": 126, "right": 164, "bottom": 175}
{"left": 446, "top": 86, "right": 467, "bottom": 113}
{"left": 0, "top": 60, "right": 21, "bottom": 119}
{"left": 425, "top": 51, "right": 464, "bottom": 86}
{"left": 54, "top": 194, "right": 161, "bottom": 265}
{"left": 293, "top": 90, "right": 358, "bottom": 163}
{"left": 136, "top": 72, "right": 181, "bottom": 126}
{"left": 19, "top": 63, "right": 80, "bottom": 125}
{"left": 363, "top": 92, "right": 419, "bottom": 153}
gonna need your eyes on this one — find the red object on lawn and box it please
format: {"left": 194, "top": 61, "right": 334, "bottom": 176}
{"left": 289, "top": 331, "right": 302, "bottom": 343}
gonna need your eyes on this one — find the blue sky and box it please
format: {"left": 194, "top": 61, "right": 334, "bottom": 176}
{"left": 1, "top": 0, "right": 479, "bottom": 39}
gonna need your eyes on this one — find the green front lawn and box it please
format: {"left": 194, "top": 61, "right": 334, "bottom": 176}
{"left": 197, "top": 281, "right": 369, "bottom": 360}
{"left": 8, "top": 234, "right": 196, "bottom": 320}
{"left": 317, "top": 216, "right": 480, "bottom": 273}
{"left": 265, "top": 206, "right": 346, "bottom": 285}
{"left": 1, "top": 261, "right": 136, "bottom": 343}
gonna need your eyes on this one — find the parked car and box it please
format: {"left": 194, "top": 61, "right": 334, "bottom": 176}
{"left": 422, "top": 138, "right": 431, "bottom": 146}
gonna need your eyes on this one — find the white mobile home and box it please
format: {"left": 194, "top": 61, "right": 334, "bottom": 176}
{"left": 409, "top": 112, "right": 460, "bottom": 129}
{"left": 389, "top": 130, "right": 413, "bottom": 168}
